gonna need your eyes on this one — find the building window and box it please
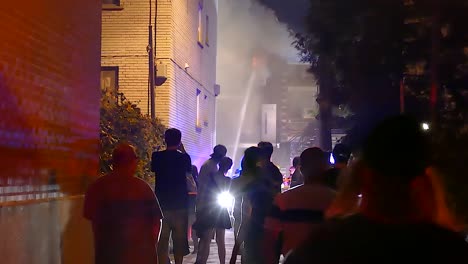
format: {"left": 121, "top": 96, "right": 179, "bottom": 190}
{"left": 101, "top": 66, "right": 119, "bottom": 94}
{"left": 103, "top": 0, "right": 122, "bottom": 10}
{"left": 205, "top": 16, "right": 210, "bottom": 46}
{"left": 197, "top": 5, "right": 203, "bottom": 47}
{"left": 203, "top": 94, "right": 209, "bottom": 127}
{"left": 196, "top": 89, "right": 202, "bottom": 129}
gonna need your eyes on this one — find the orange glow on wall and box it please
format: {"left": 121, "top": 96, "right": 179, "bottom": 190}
{"left": 0, "top": 1, "right": 101, "bottom": 202}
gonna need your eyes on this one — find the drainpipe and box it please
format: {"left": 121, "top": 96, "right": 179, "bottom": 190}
{"left": 148, "top": 0, "right": 156, "bottom": 119}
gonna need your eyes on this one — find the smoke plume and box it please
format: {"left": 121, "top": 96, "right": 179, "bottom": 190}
{"left": 216, "top": 0, "right": 298, "bottom": 169}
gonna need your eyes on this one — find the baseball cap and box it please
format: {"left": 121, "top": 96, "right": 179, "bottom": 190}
{"left": 210, "top": 144, "right": 227, "bottom": 158}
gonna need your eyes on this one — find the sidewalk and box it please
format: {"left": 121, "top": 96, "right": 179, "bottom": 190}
{"left": 183, "top": 230, "right": 241, "bottom": 264}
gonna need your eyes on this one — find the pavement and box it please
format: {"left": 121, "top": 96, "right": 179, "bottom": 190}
{"left": 182, "top": 229, "right": 241, "bottom": 264}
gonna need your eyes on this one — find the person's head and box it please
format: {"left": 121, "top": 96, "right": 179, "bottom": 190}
{"left": 112, "top": 143, "right": 139, "bottom": 175}
{"left": 210, "top": 144, "right": 227, "bottom": 160}
{"left": 219, "top": 157, "right": 233, "bottom": 174}
{"left": 300, "top": 147, "right": 329, "bottom": 183}
{"left": 258, "top": 141, "right": 274, "bottom": 161}
{"left": 332, "top": 143, "right": 351, "bottom": 166}
{"left": 361, "top": 115, "right": 432, "bottom": 220}
{"left": 292, "top": 156, "right": 301, "bottom": 168}
{"left": 241, "top": 146, "right": 263, "bottom": 176}
{"left": 164, "top": 128, "right": 182, "bottom": 148}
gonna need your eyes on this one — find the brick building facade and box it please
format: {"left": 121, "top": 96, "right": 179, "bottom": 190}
{"left": 101, "top": 0, "right": 218, "bottom": 166}
{"left": 0, "top": 0, "right": 100, "bottom": 262}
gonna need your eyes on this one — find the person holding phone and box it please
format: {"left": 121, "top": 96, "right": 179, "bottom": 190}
{"left": 152, "top": 128, "right": 192, "bottom": 264}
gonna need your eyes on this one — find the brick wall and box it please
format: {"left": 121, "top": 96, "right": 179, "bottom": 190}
{"left": 102, "top": 0, "right": 155, "bottom": 116}
{"left": 164, "top": 0, "right": 218, "bottom": 166}
{"left": 0, "top": 0, "right": 100, "bottom": 262}
{"left": 102, "top": 0, "right": 218, "bottom": 167}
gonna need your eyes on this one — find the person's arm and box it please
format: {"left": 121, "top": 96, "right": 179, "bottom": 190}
{"left": 140, "top": 181, "right": 163, "bottom": 242}
{"left": 262, "top": 196, "right": 283, "bottom": 264}
{"left": 185, "top": 153, "right": 192, "bottom": 173}
{"left": 273, "top": 166, "right": 284, "bottom": 192}
{"left": 151, "top": 151, "right": 158, "bottom": 172}
{"left": 151, "top": 190, "right": 163, "bottom": 242}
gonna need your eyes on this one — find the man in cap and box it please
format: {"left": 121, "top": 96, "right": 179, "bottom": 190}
{"left": 84, "top": 143, "right": 163, "bottom": 264}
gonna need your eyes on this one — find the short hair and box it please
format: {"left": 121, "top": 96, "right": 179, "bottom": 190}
{"left": 258, "top": 141, "right": 274, "bottom": 159}
{"left": 362, "top": 115, "right": 430, "bottom": 182}
{"left": 300, "top": 147, "right": 328, "bottom": 178}
{"left": 112, "top": 143, "right": 138, "bottom": 166}
{"left": 332, "top": 143, "right": 351, "bottom": 164}
{"left": 292, "top": 156, "right": 301, "bottom": 167}
{"left": 164, "top": 128, "right": 182, "bottom": 147}
{"left": 219, "top": 157, "right": 233, "bottom": 172}
{"left": 241, "top": 147, "right": 263, "bottom": 174}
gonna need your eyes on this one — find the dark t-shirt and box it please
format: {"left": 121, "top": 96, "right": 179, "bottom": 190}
{"left": 151, "top": 150, "right": 192, "bottom": 211}
{"left": 285, "top": 214, "right": 468, "bottom": 264}
{"left": 263, "top": 161, "right": 283, "bottom": 194}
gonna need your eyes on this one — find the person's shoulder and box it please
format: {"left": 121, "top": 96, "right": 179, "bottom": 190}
{"left": 316, "top": 184, "right": 337, "bottom": 198}
{"left": 200, "top": 159, "right": 216, "bottom": 172}
{"left": 201, "top": 158, "right": 214, "bottom": 166}
{"left": 122, "top": 177, "right": 156, "bottom": 200}
{"left": 273, "top": 187, "right": 297, "bottom": 207}
{"left": 152, "top": 150, "right": 166, "bottom": 160}
{"left": 284, "top": 217, "right": 349, "bottom": 263}
{"left": 173, "top": 150, "right": 190, "bottom": 160}
{"left": 414, "top": 223, "right": 468, "bottom": 247}
{"left": 281, "top": 184, "right": 304, "bottom": 196}
{"left": 87, "top": 174, "right": 111, "bottom": 190}
{"left": 131, "top": 176, "right": 152, "bottom": 187}
{"left": 268, "top": 162, "right": 281, "bottom": 172}
{"left": 84, "top": 174, "right": 113, "bottom": 203}
{"left": 182, "top": 152, "right": 191, "bottom": 161}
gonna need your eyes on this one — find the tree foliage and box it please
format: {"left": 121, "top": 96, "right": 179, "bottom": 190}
{"left": 296, "top": 0, "right": 468, "bottom": 223}
{"left": 295, "top": 0, "right": 468, "bottom": 147}
{"left": 100, "top": 89, "right": 166, "bottom": 183}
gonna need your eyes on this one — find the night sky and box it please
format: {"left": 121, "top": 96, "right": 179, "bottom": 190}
{"left": 255, "top": 0, "right": 309, "bottom": 33}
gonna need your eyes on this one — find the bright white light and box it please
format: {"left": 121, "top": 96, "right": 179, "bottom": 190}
{"left": 422, "top": 123, "right": 430, "bottom": 131}
{"left": 329, "top": 153, "right": 335, "bottom": 165}
{"left": 217, "top": 191, "right": 234, "bottom": 209}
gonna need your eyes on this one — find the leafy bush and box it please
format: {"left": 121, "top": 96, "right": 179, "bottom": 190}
{"left": 100, "top": 89, "right": 166, "bottom": 184}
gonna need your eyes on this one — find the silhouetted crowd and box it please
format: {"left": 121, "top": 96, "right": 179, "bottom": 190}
{"left": 84, "top": 115, "right": 468, "bottom": 264}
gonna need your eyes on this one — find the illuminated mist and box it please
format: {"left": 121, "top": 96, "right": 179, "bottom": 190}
{"left": 216, "top": 0, "right": 299, "bottom": 171}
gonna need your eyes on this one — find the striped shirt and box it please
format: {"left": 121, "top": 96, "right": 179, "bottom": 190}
{"left": 263, "top": 184, "right": 336, "bottom": 263}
